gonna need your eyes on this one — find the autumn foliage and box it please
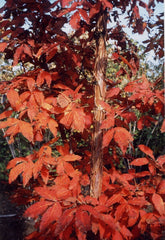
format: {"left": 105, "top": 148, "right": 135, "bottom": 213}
{"left": 0, "top": 0, "right": 164, "bottom": 239}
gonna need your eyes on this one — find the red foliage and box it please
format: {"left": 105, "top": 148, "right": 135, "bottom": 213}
{"left": 0, "top": 0, "right": 164, "bottom": 239}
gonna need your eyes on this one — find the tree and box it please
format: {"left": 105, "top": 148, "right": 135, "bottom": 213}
{"left": 0, "top": 0, "right": 164, "bottom": 239}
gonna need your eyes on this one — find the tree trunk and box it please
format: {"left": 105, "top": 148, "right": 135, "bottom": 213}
{"left": 90, "top": 10, "right": 107, "bottom": 198}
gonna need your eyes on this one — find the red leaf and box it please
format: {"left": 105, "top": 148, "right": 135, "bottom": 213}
{"left": 40, "top": 202, "right": 62, "bottom": 231}
{"left": 138, "top": 144, "right": 155, "bottom": 160}
{"left": 157, "top": 155, "right": 165, "bottom": 168}
{"left": 127, "top": 207, "right": 139, "bottom": 227}
{"left": 131, "top": 158, "right": 149, "bottom": 166}
{"left": 137, "top": 116, "right": 156, "bottom": 130}
{"left": 98, "top": 100, "right": 112, "bottom": 113}
{"left": 152, "top": 193, "right": 165, "bottom": 215}
{"left": 79, "top": 9, "right": 89, "bottom": 24}
{"left": 27, "top": 78, "right": 35, "bottom": 92}
{"left": 23, "top": 44, "right": 33, "bottom": 58}
{"left": 115, "top": 204, "right": 126, "bottom": 221}
{"left": 114, "top": 127, "right": 133, "bottom": 154}
{"left": 157, "top": 180, "right": 165, "bottom": 194}
{"left": 133, "top": 6, "right": 140, "bottom": 18}
{"left": 52, "top": 185, "right": 71, "bottom": 200}
{"left": 120, "top": 225, "right": 133, "bottom": 239}
{"left": 60, "top": 0, "right": 72, "bottom": 7}
{"left": 106, "top": 193, "right": 123, "bottom": 207}
{"left": 101, "top": 114, "right": 115, "bottom": 129}
{"left": 102, "top": 0, "right": 113, "bottom": 9}
{"left": 54, "top": 208, "right": 76, "bottom": 236}
{"left": 106, "top": 87, "right": 120, "bottom": 98}
{"left": 103, "top": 128, "right": 114, "bottom": 147}
{"left": 89, "top": 2, "right": 101, "bottom": 19}
{"left": 0, "top": 110, "right": 13, "bottom": 120}
{"left": 128, "top": 197, "right": 149, "bottom": 208}
{"left": 160, "top": 119, "right": 165, "bottom": 133}
{"left": 112, "top": 231, "right": 123, "bottom": 240}
{"left": 24, "top": 200, "right": 52, "bottom": 218}
{"left": 80, "top": 174, "right": 90, "bottom": 186}
{"left": 75, "top": 208, "right": 91, "bottom": 232}
{"left": 70, "top": 11, "right": 80, "bottom": 29}
{"left": 0, "top": 42, "right": 8, "bottom": 52}
{"left": 121, "top": 112, "right": 137, "bottom": 124}
{"left": 13, "top": 45, "right": 24, "bottom": 66}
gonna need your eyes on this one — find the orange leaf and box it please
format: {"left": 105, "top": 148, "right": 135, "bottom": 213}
{"left": 19, "top": 121, "right": 33, "bottom": 142}
{"left": 71, "top": 107, "right": 86, "bottom": 132}
{"left": 152, "top": 193, "right": 165, "bottom": 215}
{"left": 138, "top": 144, "right": 155, "bottom": 160}
{"left": 103, "top": 128, "right": 114, "bottom": 147}
{"left": 40, "top": 166, "right": 49, "bottom": 184}
{"left": 52, "top": 185, "right": 71, "bottom": 200}
{"left": 0, "top": 110, "right": 13, "bottom": 120}
{"left": 48, "top": 118, "right": 58, "bottom": 137}
{"left": 57, "top": 92, "right": 71, "bottom": 108}
{"left": 7, "top": 157, "right": 26, "bottom": 169}
{"left": 22, "top": 161, "right": 34, "bottom": 186}
{"left": 24, "top": 200, "right": 52, "bottom": 218}
{"left": 35, "top": 186, "right": 57, "bottom": 201}
{"left": 0, "top": 118, "right": 18, "bottom": 129}
{"left": 7, "top": 89, "right": 22, "bottom": 110}
{"left": 36, "top": 71, "right": 52, "bottom": 87}
{"left": 131, "top": 158, "right": 149, "bottom": 166}
{"left": 9, "top": 163, "right": 25, "bottom": 183}
{"left": 40, "top": 202, "right": 62, "bottom": 231}
{"left": 58, "top": 154, "right": 81, "bottom": 162}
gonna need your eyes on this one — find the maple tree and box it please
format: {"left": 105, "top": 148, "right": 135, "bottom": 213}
{"left": 0, "top": 0, "right": 164, "bottom": 239}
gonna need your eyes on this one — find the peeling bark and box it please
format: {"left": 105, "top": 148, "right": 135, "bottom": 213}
{"left": 90, "top": 10, "right": 107, "bottom": 198}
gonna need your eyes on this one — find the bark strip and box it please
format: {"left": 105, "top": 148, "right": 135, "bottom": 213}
{"left": 90, "top": 9, "right": 107, "bottom": 198}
